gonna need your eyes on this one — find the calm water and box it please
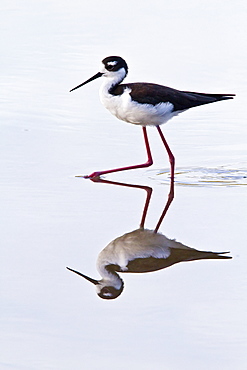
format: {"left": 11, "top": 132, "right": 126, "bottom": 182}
{"left": 1, "top": 1, "right": 247, "bottom": 369}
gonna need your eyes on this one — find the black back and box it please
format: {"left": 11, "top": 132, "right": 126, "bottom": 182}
{"left": 110, "top": 82, "right": 235, "bottom": 111}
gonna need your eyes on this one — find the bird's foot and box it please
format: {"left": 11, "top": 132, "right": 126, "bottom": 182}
{"left": 83, "top": 171, "right": 103, "bottom": 180}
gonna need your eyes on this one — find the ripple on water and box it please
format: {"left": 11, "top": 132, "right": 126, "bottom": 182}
{"left": 148, "top": 166, "right": 247, "bottom": 187}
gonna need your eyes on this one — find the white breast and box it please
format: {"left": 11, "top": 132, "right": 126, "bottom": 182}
{"left": 99, "top": 84, "right": 181, "bottom": 126}
{"left": 97, "top": 229, "right": 172, "bottom": 272}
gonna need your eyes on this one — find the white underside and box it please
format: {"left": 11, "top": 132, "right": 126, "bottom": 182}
{"left": 95, "top": 228, "right": 191, "bottom": 288}
{"left": 100, "top": 80, "right": 182, "bottom": 126}
{"left": 97, "top": 229, "right": 191, "bottom": 273}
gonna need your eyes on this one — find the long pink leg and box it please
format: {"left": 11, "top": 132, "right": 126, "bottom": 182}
{"left": 89, "top": 176, "right": 153, "bottom": 229}
{"left": 89, "top": 171, "right": 174, "bottom": 232}
{"left": 153, "top": 125, "right": 175, "bottom": 232}
{"left": 156, "top": 126, "right": 175, "bottom": 182}
{"left": 154, "top": 178, "right": 174, "bottom": 233}
{"left": 84, "top": 126, "right": 153, "bottom": 178}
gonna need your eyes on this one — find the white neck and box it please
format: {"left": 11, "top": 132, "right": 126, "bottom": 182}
{"left": 97, "top": 263, "right": 123, "bottom": 290}
{"left": 100, "top": 67, "right": 126, "bottom": 93}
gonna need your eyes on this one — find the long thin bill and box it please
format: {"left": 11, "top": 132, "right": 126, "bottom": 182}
{"left": 66, "top": 267, "right": 99, "bottom": 285}
{"left": 70, "top": 72, "right": 103, "bottom": 92}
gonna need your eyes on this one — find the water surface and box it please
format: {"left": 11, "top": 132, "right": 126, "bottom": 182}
{"left": 1, "top": 1, "right": 247, "bottom": 369}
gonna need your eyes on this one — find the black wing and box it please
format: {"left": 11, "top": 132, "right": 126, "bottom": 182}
{"left": 108, "top": 249, "right": 231, "bottom": 274}
{"left": 111, "top": 83, "right": 235, "bottom": 111}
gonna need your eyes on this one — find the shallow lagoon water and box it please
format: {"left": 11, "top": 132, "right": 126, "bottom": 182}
{"left": 1, "top": 1, "right": 247, "bottom": 369}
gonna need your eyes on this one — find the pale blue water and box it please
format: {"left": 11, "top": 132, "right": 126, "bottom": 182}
{"left": 1, "top": 1, "right": 247, "bottom": 369}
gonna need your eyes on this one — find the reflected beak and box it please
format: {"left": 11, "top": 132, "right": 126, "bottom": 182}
{"left": 66, "top": 267, "right": 99, "bottom": 285}
{"left": 70, "top": 72, "right": 103, "bottom": 92}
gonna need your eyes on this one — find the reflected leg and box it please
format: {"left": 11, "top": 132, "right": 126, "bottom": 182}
{"left": 88, "top": 170, "right": 174, "bottom": 232}
{"left": 89, "top": 176, "right": 153, "bottom": 229}
{"left": 154, "top": 176, "right": 174, "bottom": 233}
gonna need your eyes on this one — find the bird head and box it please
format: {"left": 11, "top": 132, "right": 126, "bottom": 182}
{"left": 70, "top": 56, "right": 128, "bottom": 92}
{"left": 66, "top": 266, "right": 124, "bottom": 300}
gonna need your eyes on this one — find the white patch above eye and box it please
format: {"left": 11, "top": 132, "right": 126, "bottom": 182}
{"left": 103, "top": 292, "right": 112, "bottom": 297}
{"left": 107, "top": 61, "right": 117, "bottom": 66}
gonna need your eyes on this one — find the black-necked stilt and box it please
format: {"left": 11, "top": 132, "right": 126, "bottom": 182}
{"left": 67, "top": 178, "right": 231, "bottom": 299}
{"left": 67, "top": 228, "right": 231, "bottom": 300}
{"left": 70, "top": 56, "right": 235, "bottom": 179}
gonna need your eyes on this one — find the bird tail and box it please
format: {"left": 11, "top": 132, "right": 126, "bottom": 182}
{"left": 184, "top": 250, "right": 232, "bottom": 261}
{"left": 183, "top": 91, "right": 235, "bottom": 101}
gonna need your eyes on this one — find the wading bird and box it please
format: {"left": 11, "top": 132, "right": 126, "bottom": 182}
{"left": 66, "top": 178, "right": 231, "bottom": 300}
{"left": 67, "top": 228, "right": 231, "bottom": 300}
{"left": 70, "top": 56, "right": 234, "bottom": 179}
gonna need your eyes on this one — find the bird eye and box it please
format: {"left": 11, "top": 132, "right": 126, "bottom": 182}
{"left": 106, "top": 61, "right": 118, "bottom": 71}
{"left": 102, "top": 287, "right": 111, "bottom": 294}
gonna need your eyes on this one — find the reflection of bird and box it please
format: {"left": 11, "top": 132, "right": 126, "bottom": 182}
{"left": 67, "top": 228, "right": 231, "bottom": 299}
{"left": 70, "top": 56, "right": 235, "bottom": 179}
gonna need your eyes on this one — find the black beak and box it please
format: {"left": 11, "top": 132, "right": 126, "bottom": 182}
{"left": 70, "top": 72, "right": 103, "bottom": 92}
{"left": 66, "top": 267, "right": 99, "bottom": 285}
